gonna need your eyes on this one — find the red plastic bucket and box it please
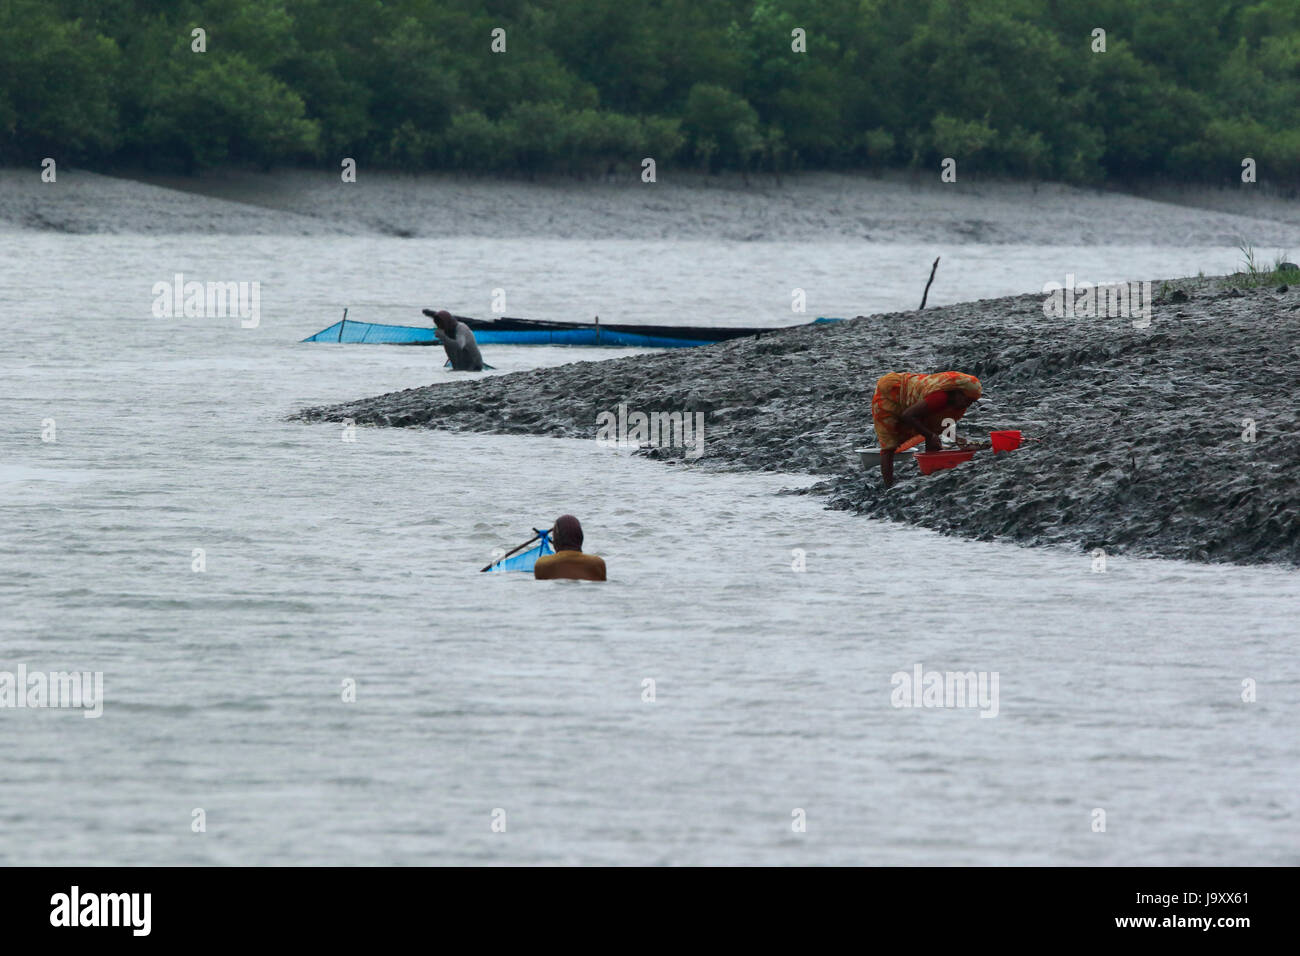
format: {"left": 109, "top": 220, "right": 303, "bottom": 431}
{"left": 916, "top": 449, "right": 976, "bottom": 475}
{"left": 990, "top": 430, "right": 1023, "bottom": 453}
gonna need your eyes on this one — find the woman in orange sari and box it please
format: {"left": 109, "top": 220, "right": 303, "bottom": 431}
{"left": 871, "top": 371, "right": 982, "bottom": 487}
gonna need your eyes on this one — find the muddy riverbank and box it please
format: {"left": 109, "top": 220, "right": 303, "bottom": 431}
{"left": 7, "top": 167, "right": 1300, "bottom": 247}
{"left": 297, "top": 276, "right": 1299, "bottom": 566}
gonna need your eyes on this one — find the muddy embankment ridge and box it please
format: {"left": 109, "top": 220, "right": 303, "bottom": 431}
{"left": 7, "top": 167, "right": 1300, "bottom": 246}
{"left": 296, "top": 276, "right": 1300, "bottom": 566}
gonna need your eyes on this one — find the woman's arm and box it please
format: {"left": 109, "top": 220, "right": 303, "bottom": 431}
{"left": 435, "top": 328, "right": 458, "bottom": 364}
{"left": 899, "top": 398, "right": 943, "bottom": 450}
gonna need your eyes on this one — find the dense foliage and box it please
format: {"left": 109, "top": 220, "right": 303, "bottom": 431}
{"left": 3, "top": 0, "right": 1299, "bottom": 182}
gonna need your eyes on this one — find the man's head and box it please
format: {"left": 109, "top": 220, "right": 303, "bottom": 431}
{"left": 431, "top": 309, "right": 455, "bottom": 334}
{"left": 553, "top": 515, "right": 584, "bottom": 551}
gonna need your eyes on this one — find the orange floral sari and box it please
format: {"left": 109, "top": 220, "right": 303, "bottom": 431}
{"left": 871, "top": 371, "right": 982, "bottom": 451}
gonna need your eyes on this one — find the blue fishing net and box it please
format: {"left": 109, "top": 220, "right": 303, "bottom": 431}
{"left": 487, "top": 529, "right": 554, "bottom": 573}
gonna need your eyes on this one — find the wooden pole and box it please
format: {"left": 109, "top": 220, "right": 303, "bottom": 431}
{"left": 919, "top": 257, "right": 940, "bottom": 310}
{"left": 338, "top": 307, "right": 348, "bottom": 342}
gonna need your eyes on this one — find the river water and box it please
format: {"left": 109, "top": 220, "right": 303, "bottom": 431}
{"left": 2, "top": 217, "right": 1298, "bottom": 864}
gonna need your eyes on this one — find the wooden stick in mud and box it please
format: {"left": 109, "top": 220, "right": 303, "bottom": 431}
{"left": 919, "top": 257, "right": 940, "bottom": 310}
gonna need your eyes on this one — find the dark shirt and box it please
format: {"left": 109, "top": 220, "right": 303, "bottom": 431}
{"left": 534, "top": 550, "right": 607, "bottom": 581}
{"left": 437, "top": 321, "right": 484, "bottom": 371}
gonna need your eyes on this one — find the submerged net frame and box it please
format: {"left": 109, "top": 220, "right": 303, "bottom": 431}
{"left": 486, "top": 529, "right": 555, "bottom": 573}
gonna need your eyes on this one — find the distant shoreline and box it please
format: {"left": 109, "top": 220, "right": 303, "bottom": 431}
{"left": 4, "top": 166, "right": 1299, "bottom": 245}
{"left": 69, "top": 160, "right": 1300, "bottom": 193}
{"left": 296, "top": 275, "right": 1300, "bottom": 567}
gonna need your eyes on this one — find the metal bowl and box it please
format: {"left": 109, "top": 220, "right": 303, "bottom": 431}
{"left": 855, "top": 447, "right": 915, "bottom": 469}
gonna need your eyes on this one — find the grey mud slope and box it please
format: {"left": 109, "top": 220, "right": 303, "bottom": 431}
{"left": 298, "top": 279, "right": 1300, "bottom": 566}
{"left": 6, "top": 167, "right": 1300, "bottom": 246}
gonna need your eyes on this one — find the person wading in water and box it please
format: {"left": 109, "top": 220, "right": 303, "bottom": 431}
{"left": 534, "top": 515, "right": 607, "bottom": 581}
{"left": 423, "top": 308, "right": 484, "bottom": 371}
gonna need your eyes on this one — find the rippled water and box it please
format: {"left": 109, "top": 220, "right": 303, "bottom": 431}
{"left": 2, "top": 222, "right": 1297, "bottom": 865}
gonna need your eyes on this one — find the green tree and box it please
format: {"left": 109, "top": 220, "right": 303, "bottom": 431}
{"left": 0, "top": 1, "right": 121, "bottom": 161}
{"left": 682, "top": 82, "right": 762, "bottom": 170}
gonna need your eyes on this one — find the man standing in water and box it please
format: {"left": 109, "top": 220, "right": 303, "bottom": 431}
{"left": 534, "top": 515, "right": 607, "bottom": 581}
{"left": 422, "top": 308, "right": 484, "bottom": 371}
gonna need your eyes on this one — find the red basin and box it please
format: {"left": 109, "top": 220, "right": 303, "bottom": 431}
{"left": 990, "top": 430, "right": 1023, "bottom": 453}
{"left": 916, "top": 449, "right": 976, "bottom": 475}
